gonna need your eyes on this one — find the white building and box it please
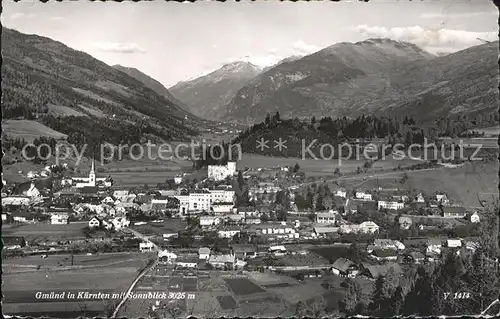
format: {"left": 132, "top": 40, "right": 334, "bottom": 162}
{"left": 188, "top": 191, "right": 212, "bottom": 212}
{"left": 315, "top": 211, "right": 339, "bottom": 224}
{"left": 470, "top": 211, "right": 480, "bottom": 223}
{"left": 139, "top": 242, "right": 155, "bottom": 252}
{"left": 377, "top": 199, "right": 405, "bottom": 211}
{"left": 416, "top": 193, "right": 425, "bottom": 203}
{"left": 209, "top": 187, "right": 235, "bottom": 204}
{"left": 211, "top": 203, "right": 234, "bottom": 214}
{"left": 335, "top": 188, "right": 347, "bottom": 198}
{"left": 110, "top": 217, "right": 130, "bottom": 230}
{"left": 25, "top": 182, "right": 41, "bottom": 199}
{"left": 359, "top": 221, "right": 379, "bottom": 233}
{"left": 436, "top": 193, "right": 450, "bottom": 205}
{"left": 199, "top": 247, "right": 211, "bottom": 260}
{"left": 174, "top": 175, "right": 183, "bottom": 184}
{"left": 447, "top": 239, "right": 462, "bottom": 248}
{"left": 218, "top": 228, "right": 241, "bottom": 238}
{"left": 88, "top": 216, "right": 102, "bottom": 228}
{"left": 200, "top": 216, "right": 221, "bottom": 227}
{"left": 51, "top": 213, "right": 69, "bottom": 225}
{"left": 208, "top": 162, "right": 237, "bottom": 181}
{"left": 355, "top": 190, "right": 372, "bottom": 201}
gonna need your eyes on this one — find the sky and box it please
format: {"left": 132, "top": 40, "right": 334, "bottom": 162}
{"left": 3, "top": 0, "right": 498, "bottom": 87}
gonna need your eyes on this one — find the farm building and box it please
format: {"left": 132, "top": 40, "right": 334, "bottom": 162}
{"left": 315, "top": 210, "right": 339, "bottom": 224}
{"left": 442, "top": 206, "right": 467, "bottom": 218}
{"left": 313, "top": 227, "right": 339, "bottom": 237}
{"left": 50, "top": 213, "right": 69, "bottom": 225}
{"left": 361, "top": 263, "right": 403, "bottom": 279}
{"left": 231, "top": 244, "right": 257, "bottom": 260}
{"left": 371, "top": 249, "right": 398, "bottom": 261}
{"left": 331, "top": 258, "right": 358, "bottom": 277}
{"left": 198, "top": 247, "right": 211, "bottom": 260}
{"left": 3, "top": 236, "right": 27, "bottom": 250}
{"left": 208, "top": 253, "right": 236, "bottom": 269}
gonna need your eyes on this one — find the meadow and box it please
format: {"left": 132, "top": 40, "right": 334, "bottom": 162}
{"left": 2, "top": 222, "right": 88, "bottom": 241}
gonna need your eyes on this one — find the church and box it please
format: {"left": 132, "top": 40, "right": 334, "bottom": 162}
{"left": 72, "top": 160, "right": 112, "bottom": 188}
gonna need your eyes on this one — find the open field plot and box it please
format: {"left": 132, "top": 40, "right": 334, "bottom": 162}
{"left": 309, "top": 245, "right": 351, "bottom": 261}
{"left": 217, "top": 295, "right": 238, "bottom": 309}
{"left": 339, "top": 162, "right": 497, "bottom": 207}
{"left": 224, "top": 278, "right": 265, "bottom": 296}
{"left": 279, "top": 252, "right": 330, "bottom": 266}
{"left": 2, "top": 252, "right": 151, "bottom": 269}
{"left": 2, "top": 119, "right": 68, "bottom": 141}
{"left": 3, "top": 266, "right": 138, "bottom": 318}
{"left": 131, "top": 219, "right": 186, "bottom": 235}
{"left": 478, "top": 192, "right": 499, "bottom": 207}
{"left": 264, "top": 279, "right": 328, "bottom": 305}
{"left": 2, "top": 222, "right": 88, "bottom": 241}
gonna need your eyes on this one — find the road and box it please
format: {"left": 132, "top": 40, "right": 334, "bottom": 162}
{"left": 111, "top": 227, "right": 160, "bottom": 318}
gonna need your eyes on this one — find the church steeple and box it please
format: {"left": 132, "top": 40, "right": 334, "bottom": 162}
{"left": 89, "top": 157, "right": 96, "bottom": 187}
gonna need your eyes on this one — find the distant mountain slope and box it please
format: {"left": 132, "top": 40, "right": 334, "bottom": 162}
{"left": 2, "top": 27, "right": 199, "bottom": 144}
{"left": 222, "top": 39, "right": 498, "bottom": 123}
{"left": 112, "top": 64, "right": 189, "bottom": 111}
{"left": 169, "top": 61, "right": 262, "bottom": 119}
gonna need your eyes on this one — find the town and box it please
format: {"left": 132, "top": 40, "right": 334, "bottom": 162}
{"left": 3, "top": 156, "right": 497, "bottom": 317}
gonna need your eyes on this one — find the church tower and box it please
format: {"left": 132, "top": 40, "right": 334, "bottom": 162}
{"left": 89, "top": 158, "right": 96, "bottom": 187}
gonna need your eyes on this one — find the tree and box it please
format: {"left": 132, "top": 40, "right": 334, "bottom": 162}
{"left": 293, "top": 162, "right": 300, "bottom": 173}
{"left": 341, "top": 279, "right": 364, "bottom": 315}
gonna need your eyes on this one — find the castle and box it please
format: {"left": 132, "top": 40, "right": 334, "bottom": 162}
{"left": 207, "top": 161, "right": 237, "bottom": 181}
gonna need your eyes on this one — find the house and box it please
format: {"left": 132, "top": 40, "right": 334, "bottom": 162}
{"left": 426, "top": 238, "right": 443, "bottom": 255}
{"left": 371, "top": 249, "right": 398, "bottom": 261}
{"left": 377, "top": 198, "right": 405, "bottom": 211}
{"left": 110, "top": 216, "right": 130, "bottom": 230}
{"left": 470, "top": 211, "right": 480, "bottom": 223}
{"left": 211, "top": 202, "right": 234, "bottom": 214}
{"left": 355, "top": 190, "right": 372, "bottom": 201}
{"left": 175, "top": 255, "right": 199, "bottom": 269}
{"left": 361, "top": 262, "right": 403, "bottom": 279}
{"left": 2, "top": 212, "right": 12, "bottom": 222}
{"left": 174, "top": 175, "right": 183, "bottom": 184}
{"left": 207, "top": 162, "right": 237, "bottom": 181}
{"left": 25, "top": 182, "right": 41, "bottom": 199}
{"left": 2, "top": 196, "right": 31, "bottom": 207}
{"left": 101, "top": 196, "right": 115, "bottom": 204}
{"left": 339, "top": 224, "right": 361, "bottom": 234}
{"left": 88, "top": 216, "right": 103, "bottom": 228}
{"left": 244, "top": 217, "right": 261, "bottom": 225}
{"left": 4, "top": 236, "right": 27, "bottom": 250}
{"left": 139, "top": 242, "right": 155, "bottom": 253}
{"left": 315, "top": 210, "right": 339, "bottom": 224}
{"left": 198, "top": 247, "right": 211, "bottom": 260}
{"left": 232, "top": 244, "right": 257, "bottom": 260}
{"left": 313, "top": 227, "right": 339, "bottom": 237}
{"left": 113, "top": 190, "right": 130, "bottom": 200}
{"left": 447, "top": 239, "right": 462, "bottom": 248}
{"left": 199, "top": 216, "right": 221, "bottom": 227}
{"left": 398, "top": 216, "right": 413, "bottom": 230}
{"left": 158, "top": 250, "right": 177, "bottom": 263}
{"left": 408, "top": 251, "right": 425, "bottom": 264}
{"left": 416, "top": 193, "right": 425, "bottom": 203}
{"left": 225, "top": 214, "right": 245, "bottom": 223}
{"left": 331, "top": 258, "right": 358, "bottom": 278}
{"left": 359, "top": 221, "right": 379, "bottom": 233}
{"left": 442, "top": 206, "right": 466, "bottom": 218}
{"left": 373, "top": 239, "right": 405, "bottom": 250}
{"left": 237, "top": 206, "right": 260, "bottom": 217}
{"left": 209, "top": 187, "right": 236, "bottom": 204}
{"left": 436, "top": 193, "right": 450, "bottom": 205}
{"left": 218, "top": 227, "right": 241, "bottom": 239}
{"left": 50, "top": 213, "right": 69, "bottom": 225}
{"left": 208, "top": 253, "right": 236, "bottom": 269}
{"left": 335, "top": 188, "right": 347, "bottom": 198}
{"left": 11, "top": 210, "right": 37, "bottom": 223}
{"left": 268, "top": 245, "right": 287, "bottom": 256}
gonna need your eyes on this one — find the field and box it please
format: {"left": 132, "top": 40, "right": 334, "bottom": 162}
{"left": 308, "top": 244, "right": 352, "bottom": 262}
{"left": 2, "top": 261, "right": 145, "bottom": 318}
{"left": 3, "top": 252, "right": 149, "bottom": 269}
{"left": 339, "top": 161, "right": 497, "bottom": 207}
{"left": 468, "top": 126, "right": 500, "bottom": 137}
{"left": 224, "top": 278, "right": 266, "bottom": 295}
{"left": 238, "top": 153, "right": 422, "bottom": 175}
{"left": 2, "top": 119, "right": 68, "bottom": 141}
{"left": 2, "top": 222, "right": 88, "bottom": 242}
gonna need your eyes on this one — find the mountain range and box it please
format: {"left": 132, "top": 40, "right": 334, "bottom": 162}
{"left": 169, "top": 61, "right": 263, "bottom": 119}
{"left": 2, "top": 27, "right": 201, "bottom": 143}
{"left": 215, "top": 39, "right": 498, "bottom": 123}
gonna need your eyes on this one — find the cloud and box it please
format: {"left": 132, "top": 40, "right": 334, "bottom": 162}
{"left": 50, "top": 16, "right": 65, "bottom": 21}
{"left": 93, "top": 42, "right": 146, "bottom": 54}
{"left": 291, "top": 40, "right": 322, "bottom": 55}
{"left": 11, "top": 12, "right": 36, "bottom": 20}
{"left": 420, "top": 11, "right": 497, "bottom": 19}
{"left": 353, "top": 25, "right": 498, "bottom": 53}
